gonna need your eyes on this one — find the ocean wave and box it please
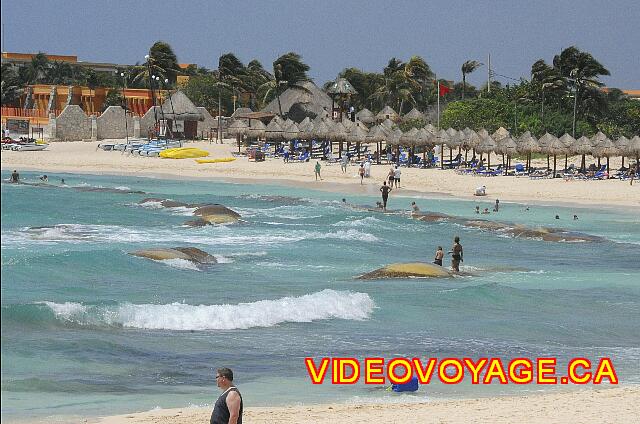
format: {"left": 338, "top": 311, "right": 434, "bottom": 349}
{"left": 22, "top": 290, "right": 374, "bottom": 330}
{"left": 332, "top": 216, "right": 383, "bottom": 228}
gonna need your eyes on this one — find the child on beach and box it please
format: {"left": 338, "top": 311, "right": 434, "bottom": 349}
{"left": 433, "top": 246, "right": 444, "bottom": 266}
{"left": 359, "top": 164, "right": 365, "bottom": 184}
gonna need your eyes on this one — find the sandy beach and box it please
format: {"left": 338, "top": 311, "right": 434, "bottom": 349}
{"left": 95, "top": 387, "right": 638, "bottom": 424}
{"left": 1, "top": 140, "right": 638, "bottom": 208}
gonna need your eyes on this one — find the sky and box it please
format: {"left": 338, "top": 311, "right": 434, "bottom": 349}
{"left": 1, "top": 0, "right": 638, "bottom": 89}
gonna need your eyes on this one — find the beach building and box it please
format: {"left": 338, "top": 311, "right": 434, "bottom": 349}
{"left": 262, "top": 81, "right": 333, "bottom": 122}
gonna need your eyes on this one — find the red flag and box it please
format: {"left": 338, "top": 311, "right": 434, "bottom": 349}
{"left": 438, "top": 82, "right": 451, "bottom": 96}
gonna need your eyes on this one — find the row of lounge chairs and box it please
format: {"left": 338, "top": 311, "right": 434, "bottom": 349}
{"left": 98, "top": 139, "right": 183, "bottom": 156}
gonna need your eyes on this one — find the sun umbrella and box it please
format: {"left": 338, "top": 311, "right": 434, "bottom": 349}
{"left": 356, "top": 108, "right": 376, "bottom": 125}
{"left": 265, "top": 118, "right": 284, "bottom": 142}
{"left": 444, "top": 128, "right": 462, "bottom": 163}
{"left": 347, "top": 124, "right": 369, "bottom": 160}
{"left": 476, "top": 134, "right": 497, "bottom": 169}
{"left": 376, "top": 105, "right": 399, "bottom": 122}
{"left": 380, "top": 118, "right": 395, "bottom": 131}
{"left": 572, "top": 136, "right": 592, "bottom": 172}
{"left": 558, "top": 133, "right": 576, "bottom": 171}
{"left": 537, "top": 132, "right": 558, "bottom": 170}
{"left": 282, "top": 121, "right": 300, "bottom": 141}
{"left": 402, "top": 108, "right": 425, "bottom": 122}
{"left": 496, "top": 136, "right": 518, "bottom": 170}
{"left": 614, "top": 136, "right": 631, "bottom": 168}
{"left": 247, "top": 119, "right": 266, "bottom": 140}
{"left": 629, "top": 136, "right": 640, "bottom": 166}
{"left": 435, "top": 129, "right": 449, "bottom": 169}
{"left": 546, "top": 134, "right": 567, "bottom": 177}
{"left": 516, "top": 131, "right": 539, "bottom": 171}
{"left": 425, "top": 123, "right": 437, "bottom": 134}
{"left": 228, "top": 120, "right": 249, "bottom": 153}
{"left": 492, "top": 127, "right": 510, "bottom": 142}
{"left": 593, "top": 136, "right": 617, "bottom": 174}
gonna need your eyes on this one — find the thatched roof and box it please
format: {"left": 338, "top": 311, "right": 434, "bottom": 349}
{"left": 326, "top": 78, "right": 358, "bottom": 95}
{"left": 357, "top": 108, "right": 376, "bottom": 124}
{"left": 262, "top": 81, "right": 332, "bottom": 121}
{"left": 517, "top": 131, "right": 540, "bottom": 154}
{"left": 232, "top": 107, "right": 253, "bottom": 118}
{"left": 376, "top": 106, "right": 399, "bottom": 121}
{"left": 402, "top": 108, "right": 424, "bottom": 121}
{"left": 573, "top": 136, "right": 593, "bottom": 156}
{"left": 160, "top": 90, "right": 204, "bottom": 121}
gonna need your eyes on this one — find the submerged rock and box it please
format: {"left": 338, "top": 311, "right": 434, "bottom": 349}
{"left": 358, "top": 262, "right": 452, "bottom": 279}
{"left": 129, "top": 247, "right": 216, "bottom": 264}
{"left": 192, "top": 204, "right": 241, "bottom": 224}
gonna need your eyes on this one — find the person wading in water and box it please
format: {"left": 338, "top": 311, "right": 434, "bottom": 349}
{"left": 449, "top": 236, "right": 463, "bottom": 272}
{"left": 380, "top": 181, "right": 392, "bottom": 211}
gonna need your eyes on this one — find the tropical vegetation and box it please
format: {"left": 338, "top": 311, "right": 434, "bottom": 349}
{"left": 1, "top": 43, "right": 637, "bottom": 137}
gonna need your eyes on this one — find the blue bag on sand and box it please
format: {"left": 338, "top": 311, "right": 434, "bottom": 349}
{"left": 391, "top": 376, "right": 419, "bottom": 392}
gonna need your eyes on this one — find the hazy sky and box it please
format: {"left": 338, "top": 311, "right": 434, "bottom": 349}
{"left": 2, "top": 0, "right": 638, "bottom": 88}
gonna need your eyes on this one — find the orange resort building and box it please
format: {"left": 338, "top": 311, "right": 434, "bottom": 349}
{"left": 1, "top": 52, "right": 186, "bottom": 129}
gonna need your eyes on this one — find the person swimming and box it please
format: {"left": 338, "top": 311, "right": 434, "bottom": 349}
{"left": 39, "top": 175, "right": 48, "bottom": 182}
{"left": 555, "top": 215, "right": 560, "bottom": 219}
{"left": 482, "top": 208, "right": 490, "bottom": 214}
{"left": 573, "top": 214, "right": 578, "bottom": 220}
{"left": 411, "top": 201, "right": 420, "bottom": 214}
{"left": 475, "top": 206, "right": 480, "bottom": 214}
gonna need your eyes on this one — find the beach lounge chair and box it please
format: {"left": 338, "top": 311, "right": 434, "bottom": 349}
{"left": 514, "top": 164, "right": 527, "bottom": 177}
{"left": 529, "top": 168, "right": 551, "bottom": 179}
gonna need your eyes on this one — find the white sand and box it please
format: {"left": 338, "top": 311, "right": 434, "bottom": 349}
{"left": 96, "top": 387, "right": 638, "bottom": 424}
{"left": 2, "top": 140, "right": 638, "bottom": 208}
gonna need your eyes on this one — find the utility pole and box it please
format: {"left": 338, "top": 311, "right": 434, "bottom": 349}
{"left": 487, "top": 53, "right": 491, "bottom": 94}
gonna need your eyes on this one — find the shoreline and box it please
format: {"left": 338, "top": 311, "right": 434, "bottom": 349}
{"left": 2, "top": 140, "right": 638, "bottom": 211}
{"left": 92, "top": 386, "right": 638, "bottom": 424}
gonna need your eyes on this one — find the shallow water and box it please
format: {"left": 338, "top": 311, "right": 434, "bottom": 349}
{"left": 1, "top": 171, "right": 639, "bottom": 421}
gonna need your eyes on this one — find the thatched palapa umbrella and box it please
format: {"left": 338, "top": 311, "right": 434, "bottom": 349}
{"left": 629, "top": 136, "right": 640, "bottom": 168}
{"left": 376, "top": 106, "right": 399, "bottom": 122}
{"left": 356, "top": 108, "right": 376, "bottom": 125}
{"left": 476, "top": 134, "right": 496, "bottom": 169}
{"left": 572, "top": 136, "right": 592, "bottom": 172}
{"left": 546, "top": 134, "right": 567, "bottom": 177}
{"left": 517, "top": 131, "right": 539, "bottom": 171}
{"left": 537, "top": 133, "right": 558, "bottom": 170}
{"left": 593, "top": 136, "right": 617, "bottom": 174}
{"left": 590, "top": 131, "right": 610, "bottom": 168}
{"left": 247, "top": 119, "right": 266, "bottom": 140}
{"left": 445, "top": 128, "right": 462, "bottom": 164}
{"left": 347, "top": 124, "right": 369, "bottom": 160}
{"left": 435, "top": 128, "right": 449, "bottom": 169}
{"left": 558, "top": 133, "right": 576, "bottom": 171}
{"left": 496, "top": 136, "right": 518, "bottom": 170}
{"left": 366, "top": 125, "right": 388, "bottom": 164}
{"left": 614, "top": 136, "right": 630, "bottom": 169}
{"left": 228, "top": 120, "right": 249, "bottom": 153}
{"left": 402, "top": 108, "right": 425, "bottom": 122}
{"left": 265, "top": 119, "right": 284, "bottom": 149}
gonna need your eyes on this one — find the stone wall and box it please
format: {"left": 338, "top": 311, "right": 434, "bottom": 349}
{"left": 51, "top": 105, "right": 91, "bottom": 141}
{"left": 96, "top": 106, "right": 135, "bottom": 139}
{"left": 140, "top": 106, "right": 162, "bottom": 137}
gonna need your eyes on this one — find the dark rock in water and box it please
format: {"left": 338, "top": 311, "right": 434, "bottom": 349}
{"left": 160, "top": 200, "right": 190, "bottom": 208}
{"left": 139, "top": 197, "right": 164, "bottom": 204}
{"left": 183, "top": 218, "right": 211, "bottom": 227}
{"left": 129, "top": 247, "right": 216, "bottom": 264}
{"left": 413, "top": 212, "right": 452, "bottom": 222}
{"left": 358, "top": 262, "right": 452, "bottom": 279}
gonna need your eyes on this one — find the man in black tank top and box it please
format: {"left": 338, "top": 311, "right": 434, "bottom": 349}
{"left": 211, "top": 367, "right": 243, "bottom": 424}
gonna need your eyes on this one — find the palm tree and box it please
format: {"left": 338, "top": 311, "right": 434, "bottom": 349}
{"left": 25, "top": 52, "right": 50, "bottom": 84}
{"left": 461, "top": 60, "right": 482, "bottom": 100}
{"left": 1, "top": 64, "right": 23, "bottom": 106}
{"left": 262, "top": 52, "right": 310, "bottom": 117}
{"left": 244, "top": 60, "right": 273, "bottom": 109}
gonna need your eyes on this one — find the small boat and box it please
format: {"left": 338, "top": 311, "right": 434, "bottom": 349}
{"left": 13, "top": 143, "right": 48, "bottom": 151}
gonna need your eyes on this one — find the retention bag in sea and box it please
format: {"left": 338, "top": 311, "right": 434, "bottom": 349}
{"left": 391, "top": 376, "right": 419, "bottom": 392}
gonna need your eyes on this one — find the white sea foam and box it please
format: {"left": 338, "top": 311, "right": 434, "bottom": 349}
{"left": 37, "top": 289, "right": 375, "bottom": 330}
{"left": 113, "top": 186, "right": 131, "bottom": 191}
{"left": 213, "top": 254, "right": 234, "bottom": 264}
{"left": 332, "top": 216, "right": 383, "bottom": 228}
{"left": 156, "top": 258, "right": 202, "bottom": 271}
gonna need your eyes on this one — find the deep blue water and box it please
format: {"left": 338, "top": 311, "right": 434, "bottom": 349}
{"left": 1, "top": 171, "right": 639, "bottom": 422}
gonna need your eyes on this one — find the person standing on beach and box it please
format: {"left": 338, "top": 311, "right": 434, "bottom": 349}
{"left": 314, "top": 161, "right": 322, "bottom": 181}
{"left": 387, "top": 166, "right": 395, "bottom": 187}
{"left": 359, "top": 163, "right": 365, "bottom": 184}
{"left": 341, "top": 154, "right": 349, "bottom": 173}
{"left": 380, "top": 181, "right": 392, "bottom": 211}
{"left": 393, "top": 166, "right": 401, "bottom": 188}
{"left": 449, "top": 236, "right": 463, "bottom": 272}
{"left": 210, "top": 368, "right": 242, "bottom": 424}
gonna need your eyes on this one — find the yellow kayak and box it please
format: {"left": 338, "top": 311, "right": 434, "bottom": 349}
{"left": 195, "top": 158, "right": 236, "bottom": 163}
{"left": 160, "top": 147, "right": 210, "bottom": 159}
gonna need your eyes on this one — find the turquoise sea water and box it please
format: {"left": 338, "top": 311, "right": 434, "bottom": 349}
{"left": 1, "top": 171, "right": 639, "bottom": 422}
